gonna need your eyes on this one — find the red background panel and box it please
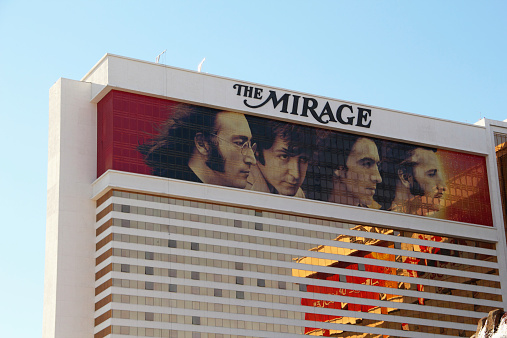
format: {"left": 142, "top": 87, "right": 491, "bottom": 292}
{"left": 97, "top": 90, "right": 179, "bottom": 177}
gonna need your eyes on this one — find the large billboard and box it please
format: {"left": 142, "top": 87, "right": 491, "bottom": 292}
{"left": 97, "top": 90, "right": 493, "bottom": 227}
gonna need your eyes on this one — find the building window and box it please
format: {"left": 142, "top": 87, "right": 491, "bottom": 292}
{"left": 191, "top": 242, "right": 199, "bottom": 251}
{"left": 257, "top": 279, "right": 265, "bottom": 287}
{"left": 192, "top": 316, "right": 200, "bottom": 325}
{"left": 145, "top": 252, "right": 154, "bottom": 260}
{"left": 120, "top": 264, "right": 130, "bottom": 273}
{"left": 121, "top": 205, "right": 130, "bottom": 213}
{"left": 278, "top": 281, "right": 286, "bottom": 289}
{"left": 168, "top": 240, "right": 176, "bottom": 248}
{"left": 299, "top": 284, "right": 307, "bottom": 292}
{"left": 168, "top": 269, "right": 177, "bottom": 277}
{"left": 192, "top": 332, "right": 201, "bottom": 338}
{"left": 214, "top": 289, "right": 222, "bottom": 297}
{"left": 169, "top": 284, "right": 177, "bottom": 292}
{"left": 121, "top": 219, "right": 130, "bottom": 228}
{"left": 191, "top": 271, "right": 200, "bottom": 280}
{"left": 235, "top": 262, "right": 243, "bottom": 270}
{"left": 145, "top": 267, "right": 154, "bottom": 275}
{"left": 145, "top": 312, "right": 154, "bottom": 321}
{"left": 236, "top": 291, "right": 244, "bottom": 299}
{"left": 145, "top": 282, "right": 154, "bottom": 290}
{"left": 236, "top": 276, "right": 244, "bottom": 285}
{"left": 255, "top": 222, "right": 263, "bottom": 231}
{"left": 234, "top": 220, "right": 242, "bottom": 228}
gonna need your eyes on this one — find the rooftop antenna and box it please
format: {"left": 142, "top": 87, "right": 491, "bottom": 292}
{"left": 197, "top": 57, "right": 206, "bottom": 72}
{"left": 155, "top": 49, "right": 167, "bottom": 63}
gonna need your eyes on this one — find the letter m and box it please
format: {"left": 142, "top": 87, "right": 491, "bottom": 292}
{"left": 244, "top": 90, "right": 290, "bottom": 113}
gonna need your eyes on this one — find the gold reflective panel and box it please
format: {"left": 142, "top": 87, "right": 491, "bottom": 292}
{"left": 294, "top": 225, "right": 501, "bottom": 336}
{"left": 495, "top": 133, "right": 507, "bottom": 240}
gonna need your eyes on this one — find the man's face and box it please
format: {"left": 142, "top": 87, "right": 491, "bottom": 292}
{"left": 257, "top": 137, "right": 310, "bottom": 196}
{"left": 338, "top": 137, "right": 382, "bottom": 207}
{"left": 409, "top": 148, "right": 446, "bottom": 203}
{"left": 210, "top": 112, "right": 256, "bottom": 188}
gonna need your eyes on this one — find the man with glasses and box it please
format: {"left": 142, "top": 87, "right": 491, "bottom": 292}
{"left": 139, "top": 105, "right": 256, "bottom": 189}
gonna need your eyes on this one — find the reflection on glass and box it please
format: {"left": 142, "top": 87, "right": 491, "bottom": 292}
{"left": 494, "top": 133, "right": 507, "bottom": 240}
{"left": 293, "top": 225, "right": 500, "bottom": 336}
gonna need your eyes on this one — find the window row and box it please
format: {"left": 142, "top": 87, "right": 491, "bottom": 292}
{"left": 105, "top": 279, "right": 495, "bottom": 325}
{"left": 107, "top": 241, "right": 502, "bottom": 302}
{"left": 107, "top": 232, "right": 502, "bottom": 293}
{"left": 109, "top": 323, "right": 299, "bottom": 338}
{"left": 108, "top": 216, "right": 498, "bottom": 276}
{"left": 110, "top": 201, "right": 497, "bottom": 260}
{"left": 107, "top": 190, "right": 495, "bottom": 251}
{"left": 110, "top": 246, "right": 502, "bottom": 306}
{"left": 107, "top": 307, "right": 475, "bottom": 337}
{"left": 112, "top": 263, "right": 295, "bottom": 292}
{"left": 110, "top": 309, "right": 301, "bottom": 332}
{"left": 108, "top": 292, "right": 300, "bottom": 319}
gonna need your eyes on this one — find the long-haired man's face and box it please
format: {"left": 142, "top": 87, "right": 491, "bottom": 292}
{"left": 334, "top": 137, "right": 382, "bottom": 207}
{"left": 408, "top": 148, "right": 446, "bottom": 203}
{"left": 206, "top": 112, "right": 256, "bottom": 188}
{"left": 257, "top": 136, "right": 310, "bottom": 196}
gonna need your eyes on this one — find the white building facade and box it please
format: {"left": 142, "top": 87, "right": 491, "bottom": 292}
{"left": 44, "top": 54, "right": 507, "bottom": 338}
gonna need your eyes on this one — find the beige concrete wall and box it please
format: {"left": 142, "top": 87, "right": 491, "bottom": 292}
{"left": 44, "top": 78, "right": 97, "bottom": 338}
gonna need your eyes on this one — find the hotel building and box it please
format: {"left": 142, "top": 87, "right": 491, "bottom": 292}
{"left": 44, "top": 54, "right": 507, "bottom": 338}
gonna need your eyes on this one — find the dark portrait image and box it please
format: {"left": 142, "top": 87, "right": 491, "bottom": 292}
{"left": 138, "top": 105, "right": 256, "bottom": 189}
{"left": 246, "top": 116, "right": 317, "bottom": 197}
{"left": 378, "top": 143, "right": 447, "bottom": 216}
{"left": 328, "top": 134, "right": 382, "bottom": 208}
{"left": 306, "top": 133, "right": 382, "bottom": 208}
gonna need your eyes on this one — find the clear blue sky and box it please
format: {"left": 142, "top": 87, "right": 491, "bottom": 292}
{"left": 1, "top": 1, "right": 506, "bottom": 336}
